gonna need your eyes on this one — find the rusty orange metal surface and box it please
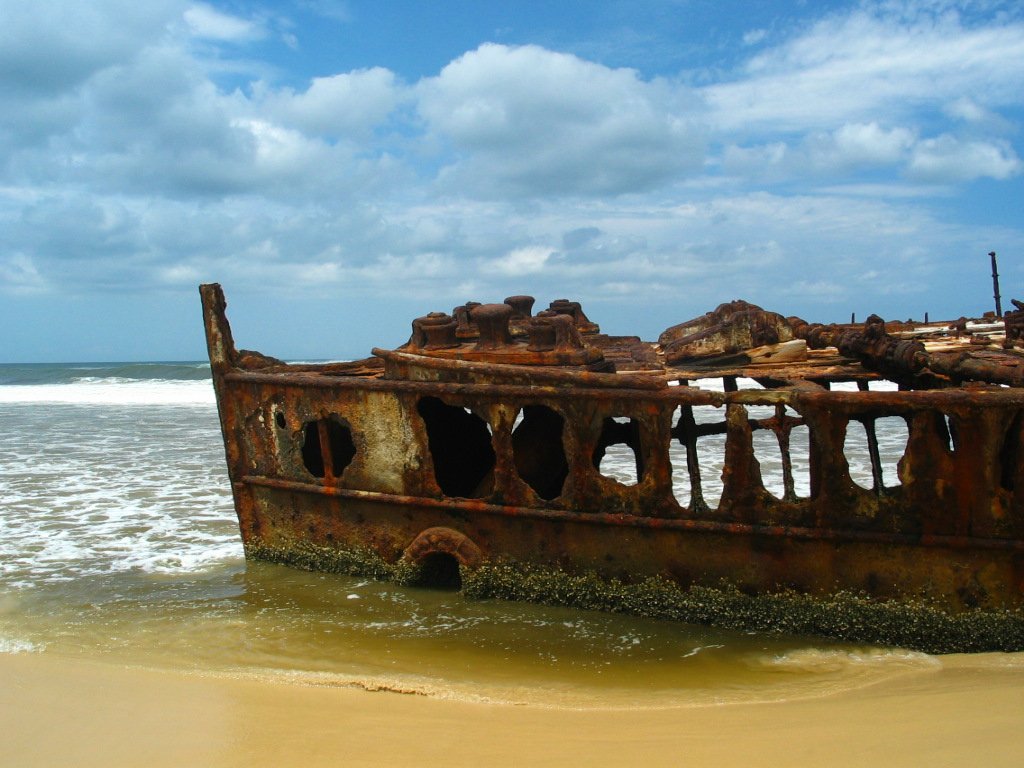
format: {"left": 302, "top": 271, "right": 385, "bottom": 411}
{"left": 201, "top": 284, "right": 1024, "bottom": 618}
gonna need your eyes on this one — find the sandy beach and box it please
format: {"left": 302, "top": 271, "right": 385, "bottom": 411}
{"left": 4, "top": 652, "right": 1023, "bottom": 768}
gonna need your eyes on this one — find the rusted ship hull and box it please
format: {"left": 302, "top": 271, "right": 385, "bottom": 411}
{"left": 202, "top": 284, "right": 1024, "bottom": 651}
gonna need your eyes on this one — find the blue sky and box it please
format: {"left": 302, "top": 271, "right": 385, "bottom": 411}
{"left": 2, "top": 0, "right": 1022, "bottom": 362}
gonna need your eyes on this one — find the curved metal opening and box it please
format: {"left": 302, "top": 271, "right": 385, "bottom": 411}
{"left": 417, "top": 397, "right": 496, "bottom": 498}
{"left": 411, "top": 552, "right": 462, "bottom": 591}
{"left": 844, "top": 415, "right": 908, "bottom": 491}
{"left": 670, "top": 403, "right": 726, "bottom": 511}
{"left": 513, "top": 405, "right": 568, "bottom": 500}
{"left": 592, "top": 416, "right": 644, "bottom": 487}
{"left": 747, "top": 403, "right": 810, "bottom": 501}
{"left": 301, "top": 417, "right": 356, "bottom": 479}
{"left": 749, "top": 405, "right": 787, "bottom": 500}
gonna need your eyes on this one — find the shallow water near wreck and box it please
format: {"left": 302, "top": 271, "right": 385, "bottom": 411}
{"left": 0, "top": 362, "right": 1012, "bottom": 707}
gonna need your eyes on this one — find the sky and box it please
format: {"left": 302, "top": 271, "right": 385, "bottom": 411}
{"left": 1, "top": 0, "right": 1023, "bottom": 362}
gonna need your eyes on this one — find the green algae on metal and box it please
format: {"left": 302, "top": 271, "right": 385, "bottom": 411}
{"left": 462, "top": 560, "right": 1024, "bottom": 654}
{"left": 245, "top": 541, "right": 424, "bottom": 585}
{"left": 244, "top": 542, "right": 1024, "bottom": 654}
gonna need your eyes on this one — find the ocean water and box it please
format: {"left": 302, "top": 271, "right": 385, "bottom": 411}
{"left": 0, "top": 363, "right": 963, "bottom": 707}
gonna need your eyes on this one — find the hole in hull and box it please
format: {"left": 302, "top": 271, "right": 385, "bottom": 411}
{"left": 512, "top": 405, "right": 568, "bottom": 500}
{"left": 750, "top": 404, "right": 810, "bottom": 501}
{"left": 670, "top": 404, "right": 726, "bottom": 511}
{"left": 592, "top": 416, "right": 643, "bottom": 487}
{"left": 789, "top": 423, "right": 811, "bottom": 498}
{"left": 301, "top": 418, "right": 356, "bottom": 479}
{"left": 844, "top": 416, "right": 908, "bottom": 491}
{"left": 417, "top": 397, "right": 496, "bottom": 498}
{"left": 668, "top": 429, "right": 690, "bottom": 508}
{"left": 845, "top": 421, "right": 873, "bottom": 490}
{"left": 411, "top": 552, "right": 462, "bottom": 591}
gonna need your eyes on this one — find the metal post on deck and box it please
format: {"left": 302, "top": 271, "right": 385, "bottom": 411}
{"left": 990, "top": 251, "right": 1003, "bottom": 317}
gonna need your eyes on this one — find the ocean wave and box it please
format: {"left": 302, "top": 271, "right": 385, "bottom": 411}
{"left": 0, "top": 361, "right": 211, "bottom": 386}
{"left": 0, "top": 637, "right": 44, "bottom": 654}
{"left": 755, "top": 646, "right": 940, "bottom": 673}
{"left": 0, "top": 403, "right": 239, "bottom": 588}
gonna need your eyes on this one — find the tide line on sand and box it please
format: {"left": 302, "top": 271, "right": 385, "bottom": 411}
{"left": 3, "top": 652, "right": 1024, "bottom": 768}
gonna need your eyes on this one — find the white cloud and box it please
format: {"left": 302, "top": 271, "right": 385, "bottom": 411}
{"left": 0, "top": 253, "right": 48, "bottom": 295}
{"left": 721, "top": 142, "right": 789, "bottom": 176}
{"left": 705, "top": 8, "right": 1024, "bottom": 132}
{"left": 294, "top": 261, "right": 344, "bottom": 284}
{"left": 493, "top": 246, "right": 554, "bottom": 275}
{"left": 907, "top": 135, "right": 1021, "bottom": 182}
{"left": 0, "top": 0, "right": 180, "bottom": 94}
{"left": 814, "top": 183, "right": 955, "bottom": 199}
{"left": 825, "top": 122, "right": 916, "bottom": 166}
{"left": 253, "top": 68, "right": 406, "bottom": 139}
{"left": 1, "top": 36, "right": 404, "bottom": 201}
{"left": 723, "top": 123, "right": 916, "bottom": 177}
{"left": 721, "top": 122, "right": 1024, "bottom": 184}
{"left": 417, "top": 44, "right": 705, "bottom": 197}
{"left": 742, "top": 29, "right": 768, "bottom": 46}
{"left": 297, "top": 0, "right": 352, "bottom": 23}
{"left": 790, "top": 279, "right": 845, "bottom": 300}
{"left": 232, "top": 118, "right": 322, "bottom": 173}
{"left": 184, "top": 3, "right": 265, "bottom": 42}
{"left": 942, "top": 96, "right": 1016, "bottom": 133}
{"left": 157, "top": 263, "right": 202, "bottom": 285}
{"left": 945, "top": 97, "right": 989, "bottom": 123}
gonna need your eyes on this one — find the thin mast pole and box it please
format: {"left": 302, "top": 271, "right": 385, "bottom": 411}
{"left": 990, "top": 251, "right": 1002, "bottom": 317}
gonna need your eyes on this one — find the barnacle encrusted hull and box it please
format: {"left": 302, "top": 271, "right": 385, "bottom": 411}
{"left": 201, "top": 284, "right": 1024, "bottom": 651}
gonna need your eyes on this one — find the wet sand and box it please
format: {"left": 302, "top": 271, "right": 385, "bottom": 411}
{"left": 4, "top": 653, "right": 1023, "bottom": 767}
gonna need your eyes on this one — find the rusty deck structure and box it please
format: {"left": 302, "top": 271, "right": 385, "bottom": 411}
{"left": 201, "top": 284, "right": 1024, "bottom": 651}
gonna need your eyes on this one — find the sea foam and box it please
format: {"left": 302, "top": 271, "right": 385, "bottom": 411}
{"left": 0, "top": 378, "right": 215, "bottom": 405}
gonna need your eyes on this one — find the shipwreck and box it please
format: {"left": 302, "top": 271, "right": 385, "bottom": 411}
{"left": 201, "top": 284, "right": 1024, "bottom": 652}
